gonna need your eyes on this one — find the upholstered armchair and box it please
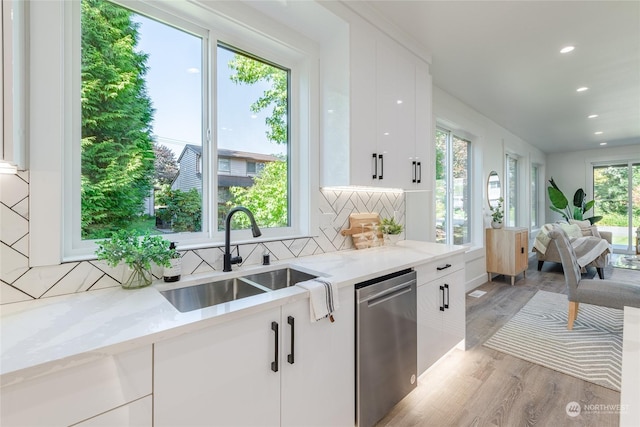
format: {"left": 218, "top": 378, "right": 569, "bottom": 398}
{"left": 548, "top": 225, "right": 640, "bottom": 330}
{"left": 534, "top": 221, "right": 611, "bottom": 279}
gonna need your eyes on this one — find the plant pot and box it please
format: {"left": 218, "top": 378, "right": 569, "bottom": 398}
{"left": 384, "top": 234, "right": 401, "bottom": 245}
{"left": 491, "top": 221, "right": 503, "bottom": 229}
{"left": 122, "top": 263, "right": 153, "bottom": 289}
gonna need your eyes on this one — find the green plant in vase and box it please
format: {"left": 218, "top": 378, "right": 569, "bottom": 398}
{"left": 489, "top": 197, "right": 504, "bottom": 228}
{"left": 96, "top": 230, "right": 177, "bottom": 289}
{"left": 378, "top": 217, "right": 403, "bottom": 245}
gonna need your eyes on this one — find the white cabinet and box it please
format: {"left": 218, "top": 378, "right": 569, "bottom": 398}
{"left": 323, "top": 16, "right": 432, "bottom": 189}
{"left": 74, "top": 396, "right": 152, "bottom": 427}
{"left": 0, "top": 346, "right": 152, "bottom": 427}
{"left": 415, "top": 255, "right": 465, "bottom": 375}
{"left": 154, "top": 286, "right": 354, "bottom": 427}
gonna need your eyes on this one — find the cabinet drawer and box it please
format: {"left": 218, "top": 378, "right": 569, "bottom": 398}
{"left": 0, "top": 346, "right": 152, "bottom": 427}
{"left": 415, "top": 254, "right": 464, "bottom": 285}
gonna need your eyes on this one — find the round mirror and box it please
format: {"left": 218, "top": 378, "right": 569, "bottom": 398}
{"left": 487, "top": 171, "right": 501, "bottom": 208}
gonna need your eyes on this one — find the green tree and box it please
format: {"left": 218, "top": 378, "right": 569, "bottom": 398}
{"left": 228, "top": 160, "right": 288, "bottom": 228}
{"left": 228, "top": 54, "right": 288, "bottom": 145}
{"left": 157, "top": 188, "right": 202, "bottom": 232}
{"left": 81, "top": 0, "right": 155, "bottom": 238}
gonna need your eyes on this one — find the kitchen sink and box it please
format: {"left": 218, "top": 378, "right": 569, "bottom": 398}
{"left": 242, "top": 268, "right": 317, "bottom": 290}
{"left": 159, "top": 267, "right": 318, "bottom": 312}
{"left": 160, "top": 277, "right": 266, "bottom": 313}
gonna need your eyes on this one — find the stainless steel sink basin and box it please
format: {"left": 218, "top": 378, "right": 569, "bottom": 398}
{"left": 160, "top": 277, "right": 266, "bottom": 313}
{"left": 242, "top": 268, "right": 317, "bottom": 290}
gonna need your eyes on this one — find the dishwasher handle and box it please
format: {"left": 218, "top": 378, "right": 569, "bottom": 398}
{"left": 365, "top": 281, "right": 414, "bottom": 308}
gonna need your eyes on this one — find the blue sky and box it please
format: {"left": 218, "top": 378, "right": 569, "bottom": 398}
{"left": 133, "top": 14, "right": 286, "bottom": 158}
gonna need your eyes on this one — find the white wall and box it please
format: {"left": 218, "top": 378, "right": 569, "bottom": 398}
{"left": 545, "top": 143, "right": 640, "bottom": 223}
{"left": 433, "top": 86, "right": 546, "bottom": 290}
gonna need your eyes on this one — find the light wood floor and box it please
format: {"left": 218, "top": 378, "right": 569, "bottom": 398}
{"left": 376, "top": 258, "right": 639, "bottom": 427}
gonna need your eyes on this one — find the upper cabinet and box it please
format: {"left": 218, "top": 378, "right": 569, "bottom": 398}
{"left": 1, "top": 0, "right": 27, "bottom": 173}
{"left": 321, "top": 11, "right": 432, "bottom": 190}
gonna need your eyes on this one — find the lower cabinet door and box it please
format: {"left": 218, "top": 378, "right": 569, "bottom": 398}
{"left": 281, "top": 286, "right": 355, "bottom": 427}
{"left": 75, "top": 396, "right": 152, "bottom": 427}
{"left": 154, "top": 307, "right": 281, "bottom": 427}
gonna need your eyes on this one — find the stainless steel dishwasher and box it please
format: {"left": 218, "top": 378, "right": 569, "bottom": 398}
{"left": 355, "top": 269, "right": 417, "bottom": 427}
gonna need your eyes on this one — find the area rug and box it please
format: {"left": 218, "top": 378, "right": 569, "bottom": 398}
{"left": 611, "top": 253, "right": 640, "bottom": 270}
{"left": 484, "top": 290, "right": 623, "bottom": 391}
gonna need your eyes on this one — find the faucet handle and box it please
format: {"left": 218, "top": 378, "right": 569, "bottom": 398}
{"left": 231, "top": 255, "right": 243, "bottom": 266}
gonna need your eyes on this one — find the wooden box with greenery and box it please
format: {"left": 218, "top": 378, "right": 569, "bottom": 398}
{"left": 96, "top": 230, "right": 177, "bottom": 289}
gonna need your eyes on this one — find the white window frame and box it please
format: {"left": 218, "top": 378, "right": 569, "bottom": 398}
{"left": 29, "top": 0, "right": 317, "bottom": 264}
{"left": 505, "top": 153, "right": 519, "bottom": 227}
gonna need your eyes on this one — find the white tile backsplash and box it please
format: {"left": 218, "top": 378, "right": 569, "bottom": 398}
{"left": 0, "top": 175, "right": 404, "bottom": 303}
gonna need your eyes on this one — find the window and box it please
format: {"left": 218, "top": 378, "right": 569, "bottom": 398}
{"left": 531, "top": 163, "right": 541, "bottom": 228}
{"left": 216, "top": 45, "right": 289, "bottom": 231}
{"left": 435, "top": 127, "right": 471, "bottom": 245}
{"left": 70, "top": 0, "right": 295, "bottom": 253}
{"left": 592, "top": 161, "right": 640, "bottom": 253}
{"left": 218, "top": 158, "right": 230, "bottom": 173}
{"left": 505, "top": 154, "right": 519, "bottom": 227}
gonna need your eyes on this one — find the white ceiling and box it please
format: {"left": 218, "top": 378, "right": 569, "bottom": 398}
{"left": 356, "top": 0, "right": 640, "bottom": 154}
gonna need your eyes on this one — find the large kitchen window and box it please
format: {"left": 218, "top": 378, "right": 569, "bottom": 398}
{"left": 435, "top": 127, "right": 471, "bottom": 245}
{"left": 66, "top": 0, "right": 296, "bottom": 255}
{"left": 531, "top": 163, "right": 541, "bottom": 229}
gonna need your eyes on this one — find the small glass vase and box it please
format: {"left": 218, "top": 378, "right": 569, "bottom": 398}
{"left": 122, "top": 263, "right": 153, "bottom": 289}
{"left": 491, "top": 221, "right": 504, "bottom": 229}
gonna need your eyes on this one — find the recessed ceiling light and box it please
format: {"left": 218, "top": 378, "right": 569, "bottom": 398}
{"left": 396, "top": 100, "right": 403, "bottom": 105}
{"left": 576, "top": 87, "right": 589, "bottom": 92}
{"left": 594, "top": 131, "right": 603, "bottom": 135}
{"left": 600, "top": 142, "right": 607, "bottom": 146}
{"left": 560, "top": 46, "right": 575, "bottom": 54}
{"left": 588, "top": 114, "right": 599, "bottom": 119}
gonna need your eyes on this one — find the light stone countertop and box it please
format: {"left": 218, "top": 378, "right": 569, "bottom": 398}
{"left": 0, "top": 240, "right": 465, "bottom": 387}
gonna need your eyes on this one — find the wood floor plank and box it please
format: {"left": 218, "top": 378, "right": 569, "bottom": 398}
{"left": 375, "top": 259, "right": 633, "bottom": 427}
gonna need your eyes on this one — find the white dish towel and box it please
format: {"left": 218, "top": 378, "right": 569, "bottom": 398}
{"left": 296, "top": 278, "right": 339, "bottom": 323}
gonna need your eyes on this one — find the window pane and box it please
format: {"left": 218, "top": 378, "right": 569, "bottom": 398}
{"left": 452, "top": 136, "right": 470, "bottom": 244}
{"left": 217, "top": 45, "right": 289, "bottom": 231}
{"left": 531, "top": 165, "right": 539, "bottom": 228}
{"left": 81, "top": 0, "right": 203, "bottom": 238}
{"left": 506, "top": 155, "right": 518, "bottom": 226}
{"left": 435, "top": 129, "right": 447, "bottom": 243}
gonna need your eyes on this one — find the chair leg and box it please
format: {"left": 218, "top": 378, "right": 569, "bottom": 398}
{"left": 568, "top": 301, "right": 579, "bottom": 330}
{"left": 597, "top": 267, "right": 604, "bottom": 279}
{"left": 537, "top": 261, "right": 544, "bottom": 271}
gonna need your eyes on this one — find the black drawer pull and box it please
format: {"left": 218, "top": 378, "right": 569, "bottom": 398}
{"left": 437, "top": 264, "right": 452, "bottom": 271}
{"left": 271, "top": 321, "right": 279, "bottom": 372}
{"left": 287, "top": 316, "right": 295, "bottom": 365}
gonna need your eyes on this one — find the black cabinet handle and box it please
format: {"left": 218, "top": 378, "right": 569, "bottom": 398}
{"left": 271, "top": 321, "right": 279, "bottom": 372}
{"left": 444, "top": 284, "right": 450, "bottom": 309}
{"left": 521, "top": 247, "right": 525, "bottom": 254}
{"left": 378, "top": 154, "right": 383, "bottom": 180}
{"left": 417, "top": 162, "right": 421, "bottom": 183}
{"left": 437, "top": 263, "right": 452, "bottom": 271}
{"left": 439, "top": 285, "right": 445, "bottom": 311}
{"left": 287, "top": 316, "right": 295, "bottom": 364}
{"left": 412, "top": 161, "right": 417, "bottom": 183}
{"left": 372, "top": 153, "right": 378, "bottom": 179}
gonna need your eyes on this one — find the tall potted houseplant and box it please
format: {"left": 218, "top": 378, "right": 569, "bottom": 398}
{"left": 96, "top": 230, "right": 177, "bottom": 289}
{"left": 548, "top": 177, "right": 602, "bottom": 224}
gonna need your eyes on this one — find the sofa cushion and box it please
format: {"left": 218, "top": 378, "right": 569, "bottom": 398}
{"left": 560, "top": 223, "right": 583, "bottom": 239}
{"left": 569, "top": 219, "right": 601, "bottom": 238}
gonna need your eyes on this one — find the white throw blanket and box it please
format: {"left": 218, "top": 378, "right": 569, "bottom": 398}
{"left": 533, "top": 224, "right": 555, "bottom": 255}
{"left": 573, "top": 237, "right": 611, "bottom": 268}
{"left": 297, "top": 278, "right": 339, "bottom": 323}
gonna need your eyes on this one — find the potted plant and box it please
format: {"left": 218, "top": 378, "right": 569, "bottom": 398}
{"left": 547, "top": 177, "right": 602, "bottom": 224}
{"left": 378, "top": 217, "right": 403, "bottom": 245}
{"left": 490, "top": 197, "right": 504, "bottom": 228}
{"left": 96, "top": 230, "right": 177, "bottom": 289}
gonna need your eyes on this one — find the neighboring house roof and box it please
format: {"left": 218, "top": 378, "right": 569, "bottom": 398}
{"left": 175, "top": 145, "right": 280, "bottom": 163}
{"left": 218, "top": 148, "right": 279, "bottom": 163}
